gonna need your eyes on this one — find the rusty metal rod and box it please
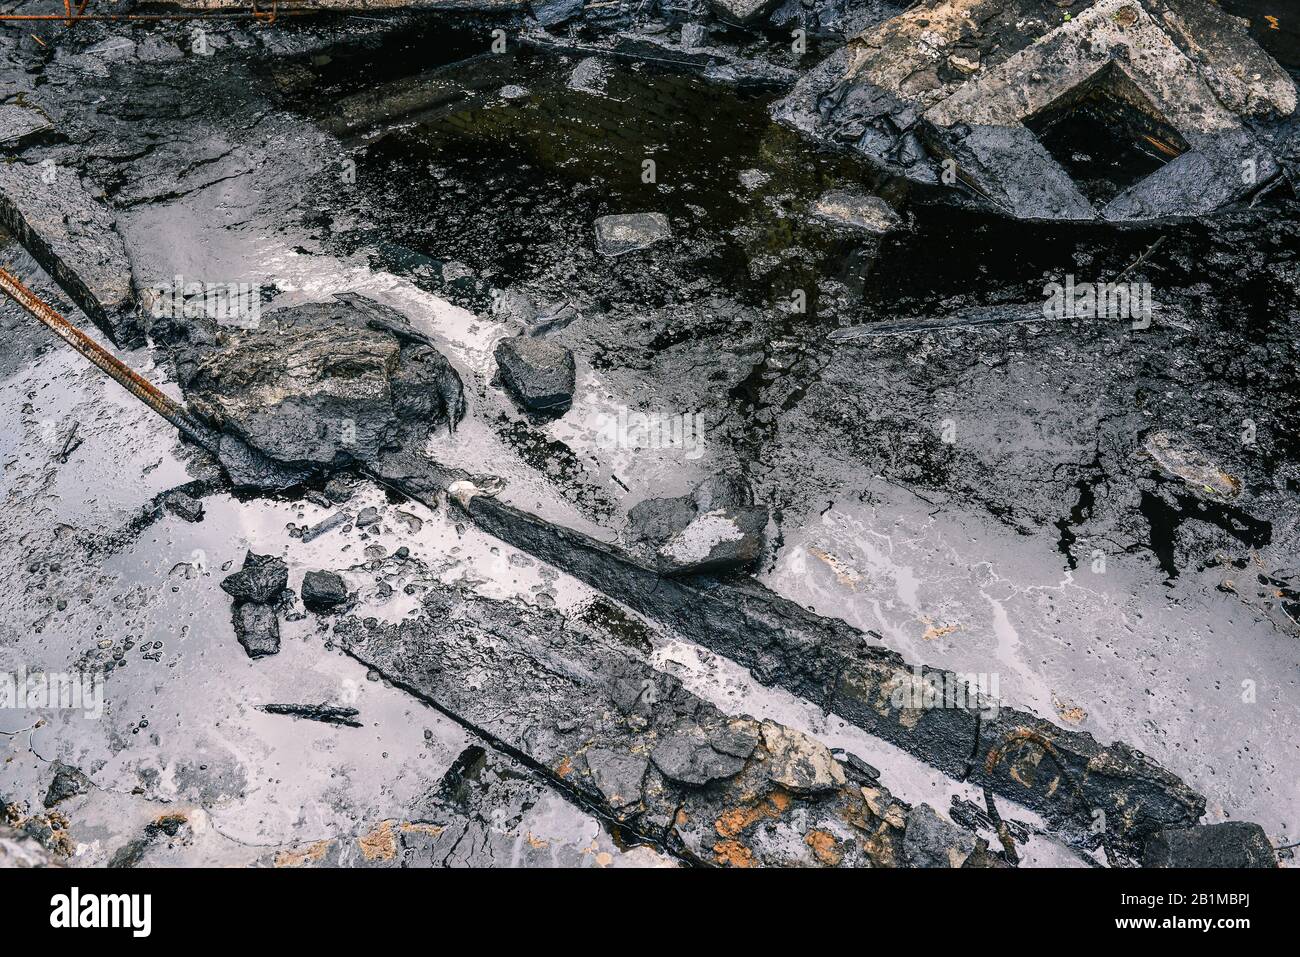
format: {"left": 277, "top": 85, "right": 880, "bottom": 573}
{"left": 0, "top": 12, "right": 300, "bottom": 19}
{"left": 0, "top": 265, "right": 221, "bottom": 453}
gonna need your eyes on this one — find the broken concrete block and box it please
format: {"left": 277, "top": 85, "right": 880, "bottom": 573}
{"left": 810, "top": 189, "right": 900, "bottom": 235}
{"left": 43, "top": 763, "right": 91, "bottom": 808}
{"left": 774, "top": 0, "right": 1299, "bottom": 222}
{"left": 221, "top": 552, "right": 289, "bottom": 605}
{"left": 301, "top": 570, "right": 349, "bottom": 613}
{"left": 494, "top": 336, "right": 576, "bottom": 413}
{"left": 594, "top": 213, "right": 672, "bottom": 257}
{"left": 162, "top": 490, "right": 205, "bottom": 524}
{"left": 0, "top": 162, "right": 139, "bottom": 346}
{"left": 233, "top": 602, "right": 280, "bottom": 660}
{"left": 1143, "top": 822, "right": 1278, "bottom": 869}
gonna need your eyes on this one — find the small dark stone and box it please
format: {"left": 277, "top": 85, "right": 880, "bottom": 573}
{"left": 356, "top": 507, "right": 381, "bottom": 528}
{"left": 43, "top": 762, "right": 91, "bottom": 808}
{"left": 494, "top": 336, "right": 576, "bottom": 412}
{"left": 323, "top": 475, "right": 355, "bottom": 503}
{"left": 301, "top": 570, "right": 348, "bottom": 613}
{"left": 1143, "top": 822, "right": 1277, "bottom": 868}
{"left": 162, "top": 490, "right": 204, "bottom": 523}
{"left": 220, "top": 552, "right": 289, "bottom": 604}
{"left": 233, "top": 602, "right": 280, "bottom": 659}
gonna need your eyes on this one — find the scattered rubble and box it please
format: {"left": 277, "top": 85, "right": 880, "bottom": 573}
{"left": 336, "top": 578, "right": 958, "bottom": 867}
{"left": 774, "top": 0, "right": 1300, "bottom": 222}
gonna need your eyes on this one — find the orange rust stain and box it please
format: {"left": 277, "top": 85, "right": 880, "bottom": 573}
{"left": 714, "top": 791, "right": 793, "bottom": 839}
{"left": 713, "top": 840, "right": 756, "bottom": 868}
{"left": 275, "top": 839, "right": 332, "bottom": 868}
{"left": 399, "top": 822, "right": 446, "bottom": 837}
{"left": 805, "top": 830, "right": 844, "bottom": 866}
{"left": 556, "top": 757, "right": 573, "bottom": 778}
{"left": 358, "top": 821, "right": 398, "bottom": 862}
{"left": 526, "top": 832, "right": 550, "bottom": 849}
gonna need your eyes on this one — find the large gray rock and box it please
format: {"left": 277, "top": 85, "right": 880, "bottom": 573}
{"left": 594, "top": 213, "right": 672, "bottom": 257}
{"left": 530, "top": 0, "right": 584, "bottom": 26}
{"left": 810, "top": 190, "right": 900, "bottom": 235}
{"left": 902, "top": 804, "right": 978, "bottom": 868}
{"left": 1143, "top": 822, "right": 1277, "bottom": 868}
{"left": 494, "top": 336, "right": 576, "bottom": 413}
{"left": 626, "top": 474, "right": 768, "bottom": 575}
{"left": 181, "top": 294, "right": 464, "bottom": 476}
{"left": 0, "top": 162, "right": 139, "bottom": 346}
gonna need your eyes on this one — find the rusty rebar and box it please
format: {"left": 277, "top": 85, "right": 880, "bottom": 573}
{"left": 0, "top": 265, "right": 221, "bottom": 453}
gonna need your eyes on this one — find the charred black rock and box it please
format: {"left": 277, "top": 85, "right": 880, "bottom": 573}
{"left": 221, "top": 552, "right": 289, "bottom": 604}
{"left": 43, "top": 763, "right": 91, "bottom": 808}
{"left": 1143, "top": 822, "right": 1278, "bottom": 869}
{"left": 162, "top": 490, "right": 205, "bottom": 524}
{"left": 258, "top": 703, "right": 362, "bottom": 728}
{"left": 626, "top": 474, "right": 768, "bottom": 575}
{"left": 232, "top": 602, "right": 280, "bottom": 660}
{"left": 494, "top": 336, "right": 576, "bottom": 413}
{"left": 301, "top": 570, "right": 349, "bottom": 613}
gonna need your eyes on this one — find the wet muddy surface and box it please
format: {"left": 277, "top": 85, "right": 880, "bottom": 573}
{"left": 2, "top": 1, "right": 1298, "bottom": 868}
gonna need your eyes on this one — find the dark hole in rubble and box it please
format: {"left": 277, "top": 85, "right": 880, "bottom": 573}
{"left": 1024, "top": 62, "right": 1189, "bottom": 207}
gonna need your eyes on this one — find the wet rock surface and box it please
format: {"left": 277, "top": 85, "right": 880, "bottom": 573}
{"left": 0, "top": 2, "right": 1297, "bottom": 871}
{"left": 494, "top": 335, "right": 576, "bottom": 412}
{"left": 1142, "top": 822, "right": 1278, "bottom": 869}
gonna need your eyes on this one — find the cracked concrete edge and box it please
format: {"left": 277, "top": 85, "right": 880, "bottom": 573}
{"left": 0, "top": 162, "right": 140, "bottom": 347}
{"left": 369, "top": 449, "right": 1205, "bottom": 853}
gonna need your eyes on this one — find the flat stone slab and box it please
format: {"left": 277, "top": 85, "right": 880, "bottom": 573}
{"left": 0, "top": 162, "right": 139, "bottom": 346}
{"left": 594, "top": 212, "right": 672, "bottom": 257}
{"left": 810, "top": 190, "right": 901, "bottom": 235}
{"left": 0, "top": 103, "right": 51, "bottom": 148}
{"left": 335, "top": 579, "right": 939, "bottom": 867}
